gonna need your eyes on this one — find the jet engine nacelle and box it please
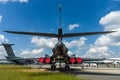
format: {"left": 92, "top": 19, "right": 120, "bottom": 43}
{"left": 38, "top": 57, "right": 51, "bottom": 64}
{"left": 38, "top": 57, "right": 44, "bottom": 63}
{"left": 76, "top": 57, "right": 83, "bottom": 63}
{"left": 45, "top": 57, "right": 51, "bottom": 64}
{"left": 70, "top": 58, "right": 76, "bottom": 64}
{"left": 69, "top": 57, "right": 83, "bottom": 64}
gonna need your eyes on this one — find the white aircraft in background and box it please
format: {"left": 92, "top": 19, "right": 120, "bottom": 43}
{"left": 107, "top": 58, "right": 120, "bottom": 65}
{"left": 83, "top": 58, "right": 120, "bottom": 67}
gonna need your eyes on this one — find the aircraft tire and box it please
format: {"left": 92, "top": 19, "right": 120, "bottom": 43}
{"left": 51, "top": 65, "right": 56, "bottom": 70}
{"left": 65, "top": 66, "right": 70, "bottom": 70}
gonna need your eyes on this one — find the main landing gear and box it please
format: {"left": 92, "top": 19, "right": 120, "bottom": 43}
{"left": 51, "top": 65, "right": 56, "bottom": 70}
{"left": 65, "top": 65, "right": 70, "bottom": 69}
{"left": 51, "top": 65, "right": 70, "bottom": 70}
{"left": 65, "top": 60, "right": 70, "bottom": 70}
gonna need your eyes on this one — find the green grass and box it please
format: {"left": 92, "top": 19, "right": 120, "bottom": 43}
{"left": 0, "top": 64, "right": 87, "bottom": 80}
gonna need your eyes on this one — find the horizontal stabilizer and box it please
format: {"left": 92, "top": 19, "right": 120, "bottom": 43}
{"left": 4, "top": 30, "right": 115, "bottom": 38}
{"left": 4, "top": 31, "right": 58, "bottom": 38}
{"left": 1, "top": 43, "right": 14, "bottom": 46}
{"left": 63, "top": 31, "right": 115, "bottom": 38}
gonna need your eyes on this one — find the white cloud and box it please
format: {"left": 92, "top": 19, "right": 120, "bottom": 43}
{"left": 20, "top": 37, "right": 57, "bottom": 57}
{"left": 68, "top": 51, "right": 74, "bottom": 55}
{"left": 13, "top": 0, "right": 28, "bottom": 3}
{"left": 0, "top": 0, "right": 28, "bottom": 3}
{"left": 86, "top": 10, "right": 120, "bottom": 58}
{"left": 0, "top": 46, "right": 6, "bottom": 55}
{"left": 100, "top": 11, "right": 120, "bottom": 31}
{"left": 85, "top": 45, "right": 111, "bottom": 58}
{"left": 0, "top": 0, "right": 8, "bottom": 3}
{"left": 98, "top": 10, "right": 120, "bottom": 46}
{"left": 95, "top": 30, "right": 120, "bottom": 46}
{"left": 64, "top": 37, "right": 87, "bottom": 49}
{"left": 114, "top": 0, "right": 120, "bottom": 1}
{"left": 68, "top": 24, "right": 79, "bottom": 30}
{"left": 0, "top": 34, "right": 8, "bottom": 59}
{"left": 0, "top": 35, "right": 8, "bottom": 43}
{"left": 0, "top": 15, "right": 2, "bottom": 23}
{"left": 21, "top": 48, "right": 44, "bottom": 55}
{"left": 0, "top": 46, "right": 7, "bottom": 58}
{"left": 31, "top": 37, "right": 57, "bottom": 49}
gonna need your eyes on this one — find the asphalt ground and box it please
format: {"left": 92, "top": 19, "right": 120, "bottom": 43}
{"left": 29, "top": 65, "right": 120, "bottom": 80}
{"left": 63, "top": 67, "right": 120, "bottom": 80}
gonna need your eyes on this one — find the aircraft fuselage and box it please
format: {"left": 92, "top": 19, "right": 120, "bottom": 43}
{"left": 52, "top": 27, "right": 69, "bottom": 59}
{"left": 52, "top": 41, "right": 68, "bottom": 58}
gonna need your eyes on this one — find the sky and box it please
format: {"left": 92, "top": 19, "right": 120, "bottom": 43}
{"left": 0, "top": 0, "right": 120, "bottom": 58}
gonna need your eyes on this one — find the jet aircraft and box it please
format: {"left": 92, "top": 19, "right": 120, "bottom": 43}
{"left": 0, "top": 43, "right": 35, "bottom": 65}
{"left": 4, "top": 5, "right": 115, "bottom": 69}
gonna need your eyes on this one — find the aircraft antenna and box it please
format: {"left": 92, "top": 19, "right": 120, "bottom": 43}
{"left": 59, "top": 4, "right": 62, "bottom": 28}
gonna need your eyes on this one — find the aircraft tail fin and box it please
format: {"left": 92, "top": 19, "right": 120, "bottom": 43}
{"left": 1, "top": 43, "right": 16, "bottom": 57}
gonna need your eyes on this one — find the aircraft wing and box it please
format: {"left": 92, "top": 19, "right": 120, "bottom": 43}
{"left": 63, "top": 31, "right": 115, "bottom": 38}
{"left": 4, "top": 31, "right": 58, "bottom": 38}
{"left": 0, "top": 59, "right": 8, "bottom": 61}
{"left": 4, "top": 31, "right": 115, "bottom": 38}
{"left": 0, "top": 57, "right": 39, "bottom": 61}
{"left": 0, "top": 57, "right": 104, "bottom": 61}
{"left": 82, "top": 58, "right": 104, "bottom": 61}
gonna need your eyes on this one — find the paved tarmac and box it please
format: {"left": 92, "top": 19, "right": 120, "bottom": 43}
{"left": 48, "top": 67, "right": 120, "bottom": 80}
{"left": 65, "top": 67, "right": 120, "bottom": 80}
{"left": 29, "top": 65, "right": 120, "bottom": 80}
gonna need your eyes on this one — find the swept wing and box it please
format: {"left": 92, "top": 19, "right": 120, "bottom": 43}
{"left": 4, "top": 31, "right": 115, "bottom": 38}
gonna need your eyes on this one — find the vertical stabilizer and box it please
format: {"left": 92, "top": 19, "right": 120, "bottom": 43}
{"left": 1, "top": 43, "right": 15, "bottom": 57}
{"left": 58, "top": 4, "right": 63, "bottom": 41}
{"left": 59, "top": 4, "right": 62, "bottom": 28}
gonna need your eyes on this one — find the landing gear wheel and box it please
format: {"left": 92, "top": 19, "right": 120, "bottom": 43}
{"left": 51, "top": 65, "right": 56, "bottom": 70}
{"left": 65, "top": 66, "right": 70, "bottom": 70}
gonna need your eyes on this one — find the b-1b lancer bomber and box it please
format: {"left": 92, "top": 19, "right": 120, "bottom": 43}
{"left": 4, "top": 5, "right": 115, "bottom": 69}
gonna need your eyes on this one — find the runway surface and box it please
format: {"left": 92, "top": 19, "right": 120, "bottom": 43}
{"left": 29, "top": 65, "right": 120, "bottom": 80}
{"left": 61, "top": 67, "right": 120, "bottom": 80}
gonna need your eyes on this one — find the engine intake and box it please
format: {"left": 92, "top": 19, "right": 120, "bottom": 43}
{"left": 38, "top": 57, "right": 44, "bottom": 63}
{"left": 45, "top": 58, "right": 51, "bottom": 64}
{"left": 76, "top": 57, "right": 82, "bottom": 63}
{"left": 70, "top": 58, "right": 75, "bottom": 64}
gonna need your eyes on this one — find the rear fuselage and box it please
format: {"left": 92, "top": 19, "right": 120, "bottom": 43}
{"left": 52, "top": 27, "right": 69, "bottom": 58}
{"left": 52, "top": 41, "right": 68, "bottom": 58}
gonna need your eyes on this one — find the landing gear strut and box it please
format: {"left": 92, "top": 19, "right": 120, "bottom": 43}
{"left": 51, "top": 65, "right": 56, "bottom": 70}
{"left": 65, "top": 65, "right": 70, "bottom": 69}
{"left": 51, "top": 57, "right": 56, "bottom": 70}
{"left": 65, "top": 57, "right": 70, "bottom": 70}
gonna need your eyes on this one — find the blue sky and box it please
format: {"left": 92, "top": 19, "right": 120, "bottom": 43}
{"left": 0, "top": 0, "right": 120, "bottom": 58}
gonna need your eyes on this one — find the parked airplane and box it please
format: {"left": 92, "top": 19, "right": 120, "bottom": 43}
{"left": 83, "top": 58, "right": 120, "bottom": 67}
{"left": 95, "top": 58, "right": 120, "bottom": 65}
{"left": 4, "top": 5, "right": 115, "bottom": 69}
{"left": 107, "top": 58, "right": 120, "bottom": 66}
{"left": 0, "top": 43, "right": 35, "bottom": 65}
{"left": 84, "top": 59, "right": 114, "bottom": 64}
{"left": 0, "top": 60, "right": 12, "bottom": 64}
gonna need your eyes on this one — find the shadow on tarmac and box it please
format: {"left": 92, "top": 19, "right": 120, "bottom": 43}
{"left": 46, "top": 68, "right": 120, "bottom": 76}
